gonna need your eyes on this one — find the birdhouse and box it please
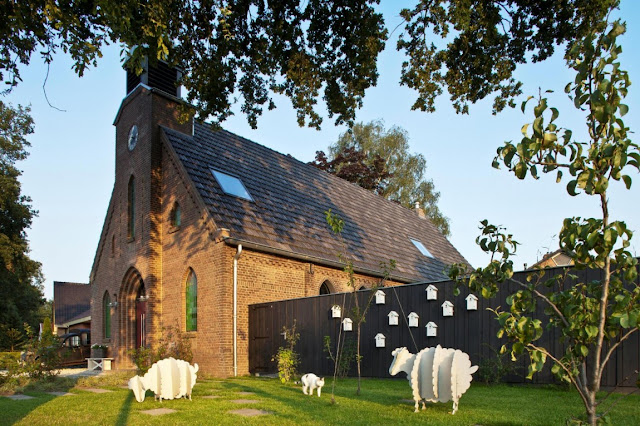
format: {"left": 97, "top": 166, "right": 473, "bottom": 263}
{"left": 388, "top": 311, "right": 399, "bottom": 326}
{"left": 465, "top": 294, "right": 478, "bottom": 311}
{"left": 375, "top": 289, "right": 386, "bottom": 305}
{"left": 342, "top": 318, "right": 353, "bottom": 331}
{"left": 408, "top": 312, "right": 419, "bottom": 327}
{"left": 426, "top": 321, "right": 438, "bottom": 337}
{"left": 331, "top": 305, "right": 341, "bottom": 318}
{"left": 442, "top": 301, "right": 454, "bottom": 317}
{"left": 426, "top": 284, "right": 438, "bottom": 300}
{"left": 375, "top": 333, "right": 386, "bottom": 348}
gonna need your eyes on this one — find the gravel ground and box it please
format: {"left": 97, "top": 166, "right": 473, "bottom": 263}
{"left": 56, "top": 367, "right": 102, "bottom": 378}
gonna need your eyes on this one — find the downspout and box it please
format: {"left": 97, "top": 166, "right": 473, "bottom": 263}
{"left": 233, "top": 244, "right": 243, "bottom": 377}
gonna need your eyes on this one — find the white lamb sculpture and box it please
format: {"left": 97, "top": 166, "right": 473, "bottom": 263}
{"left": 128, "top": 357, "right": 199, "bottom": 402}
{"left": 389, "top": 345, "right": 478, "bottom": 414}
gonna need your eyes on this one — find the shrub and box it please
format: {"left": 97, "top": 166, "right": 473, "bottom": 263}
{"left": 128, "top": 324, "right": 193, "bottom": 374}
{"left": 20, "top": 323, "right": 61, "bottom": 380}
{"left": 323, "top": 336, "right": 356, "bottom": 378}
{"left": 272, "top": 321, "right": 300, "bottom": 383}
{"left": 0, "top": 352, "right": 20, "bottom": 369}
{"left": 476, "top": 343, "right": 521, "bottom": 385}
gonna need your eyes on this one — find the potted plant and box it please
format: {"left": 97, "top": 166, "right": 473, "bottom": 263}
{"left": 91, "top": 344, "right": 108, "bottom": 358}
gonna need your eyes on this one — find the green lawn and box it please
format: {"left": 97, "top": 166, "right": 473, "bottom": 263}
{"left": 1, "top": 374, "right": 638, "bottom": 425}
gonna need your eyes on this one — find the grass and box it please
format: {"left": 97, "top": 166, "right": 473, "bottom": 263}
{"left": 0, "top": 374, "right": 638, "bottom": 425}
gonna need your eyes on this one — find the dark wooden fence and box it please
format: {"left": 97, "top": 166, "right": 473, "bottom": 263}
{"left": 249, "top": 266, "right": 639, "bottom": 387}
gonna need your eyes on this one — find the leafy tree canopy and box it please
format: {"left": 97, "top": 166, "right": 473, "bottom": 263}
{"left": 449, "top": 18, "right": 639, "bottom": 424}
{"left": 312, "top": 121, "right": 450, "bottom": 236}
{"left": 0, "top": 0, "right": 618, "bottom": 128}
{"left": 0, "top": 101, "right": 44, "bottom": 349}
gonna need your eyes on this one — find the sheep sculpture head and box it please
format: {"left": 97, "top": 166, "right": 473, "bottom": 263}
{"left": 389, "top": 345, "right": 478, "bottom": 414}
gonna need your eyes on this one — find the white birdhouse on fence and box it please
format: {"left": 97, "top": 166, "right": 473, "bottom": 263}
{"left": 466, "top": 294, "right": 478, "bottom": 311}
{"left": 342, "top": 318, "right": 353, "bottom": 331}
{"left": 375, "top": 333, "right": 386, "bottom": 348}
{"left": 426, "top": 321, "right": 438, "bottom": 337}
{"left": 375, "top": 289, "right": 386, "bottom": 305}
{"left": 426, "top": 284, "right": 438, "bottom": 300}
{"left": 408, "top": 312, "right": 419, "bottom": 327}
{"left": 442, "top": 301, "right": 454, "bottom": 317}
{"left": 388, "top": 311, "right": 399, "bottom": 326}
{"left": 331, "top": 305, "right": 341, "bottom": 318}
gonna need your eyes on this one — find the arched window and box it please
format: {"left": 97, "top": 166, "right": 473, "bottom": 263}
{"left": 127, "top": 175, "right": 135, "bottom": 238}
{"left": 171, "top": 202, "right": 181, "bottom": 227}
{"left": 185, "top": 269, "right": 197, "bottom": 331}
{"left": 103, "top": 292, "right": 111, "bottom": 338}
{"left": 319, "top": 280, "right": 332, "bottom": 295}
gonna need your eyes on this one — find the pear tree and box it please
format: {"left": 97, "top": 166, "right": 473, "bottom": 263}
{"left": 449, "top": 20, "right": 639, "bottom": 425}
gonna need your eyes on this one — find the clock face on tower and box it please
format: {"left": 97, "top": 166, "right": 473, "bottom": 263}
{"left": 128, "top": 125, "right": 139, "bottom": 151}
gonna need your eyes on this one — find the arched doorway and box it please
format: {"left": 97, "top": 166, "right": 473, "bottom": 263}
{"left": 119, "top": 268, "right": 147, "bottom": 364}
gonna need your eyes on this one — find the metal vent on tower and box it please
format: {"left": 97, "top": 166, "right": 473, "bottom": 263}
{"left": 125, "top": 58, "right": 181, "bottom": 98}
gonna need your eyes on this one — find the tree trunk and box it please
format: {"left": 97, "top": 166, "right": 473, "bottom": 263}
{"left": 586, "top": 392, "right": 597, "bottom": 426}
{"left": 356, "top": 323, "right": 361, "bottom": 395}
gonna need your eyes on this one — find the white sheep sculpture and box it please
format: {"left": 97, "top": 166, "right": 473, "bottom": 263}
{"left": 389, "top": 345, "right": 478, "bottom": 414}
{"left": 128, "top": 357, "right": 199, "bottom": 402}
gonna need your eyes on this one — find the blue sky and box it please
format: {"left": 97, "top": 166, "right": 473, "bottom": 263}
{"left": 5, "top": 1, "right": 640, "bottom": 300}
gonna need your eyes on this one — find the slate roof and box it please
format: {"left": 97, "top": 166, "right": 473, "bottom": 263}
{"left": 54, "top": 282, "right": 90, "bottom": 326}
{"left": 162, "top": 123, "right": 470, "bottom": 282}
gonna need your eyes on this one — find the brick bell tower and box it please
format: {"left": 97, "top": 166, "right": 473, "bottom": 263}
{"left": 97, "top": 59, "right": 193, "bottom": 366}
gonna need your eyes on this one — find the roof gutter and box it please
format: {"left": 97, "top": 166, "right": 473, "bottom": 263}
{"left": 221, "top": 236, "right": 414, "bottom": 284}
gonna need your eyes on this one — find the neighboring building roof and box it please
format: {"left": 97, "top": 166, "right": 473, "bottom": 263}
{"left": 53, "top": 282, "right": 91, "bottom": 327}
{"left": 162, "top": 123, "right": 470, "bottom": 282}
{"left": 528, "top": 249, "right": 574, "bottom": 269}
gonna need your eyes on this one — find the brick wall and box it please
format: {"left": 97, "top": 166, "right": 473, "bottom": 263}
{"left": 90, "top": 85, "right": 406, "bottom": 376}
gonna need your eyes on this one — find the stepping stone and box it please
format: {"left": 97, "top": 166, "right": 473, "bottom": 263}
{"left": 231, "top": 399, "right": 259, "bottom": 404}
{"left": 82, "top": 388, "right": 113, "bottom": 393}
{"left": 6, "top": 394, "right": 35, "bottom": 400}
{"left": 238, "top": 391, "right": 255, "bottom": 395}
{"left": 141, "top": 408, "right": 177, "bottom": 416}
{"left": 202, "top": 395, "right": 220, "bottom": 399}
{"left": 46, "top": 392, "right": 75, "bottom": 396}
{"left": 229, "top": 408, "right": 271, "bottom": 417}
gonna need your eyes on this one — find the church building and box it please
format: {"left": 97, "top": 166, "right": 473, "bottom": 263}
{"left": 89, "top": 62, "right": 469, "bottom": 377}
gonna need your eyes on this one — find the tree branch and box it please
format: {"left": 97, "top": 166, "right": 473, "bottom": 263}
{"left": 509, "top": 277, "right": 571, "bottom": 329}
{"left": 600, "top": 327, "right": 639, "bottom": 376}
{"left": 528, "top": 343, "right": 590, "bottom": 407}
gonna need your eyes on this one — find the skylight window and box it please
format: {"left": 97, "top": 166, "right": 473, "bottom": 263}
{"left": 410, "top": 239, "right": 434, "bottom": 258}
{"left": 211, "top": 169, "right": 253, "bottom": 201}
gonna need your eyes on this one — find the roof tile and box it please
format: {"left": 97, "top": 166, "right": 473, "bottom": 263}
{"left": 163, "top": 124, "right": 470, "bottom": 282}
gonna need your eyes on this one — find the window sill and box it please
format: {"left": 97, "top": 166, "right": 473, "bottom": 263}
{"left": 183, "top": 331, "right": 197, "bottom": 338}
{"left": 127, "top": 236, "right": 135, "bottom": 243}
{"left": 168, "top": 225, "right": 181, "bottom": 234}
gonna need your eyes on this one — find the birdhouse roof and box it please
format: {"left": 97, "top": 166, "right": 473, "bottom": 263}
{"left": 465, "top": 294, "right": 478, "bottom": 301}
{"left": 442, "top": 301, "right": 453, "bottom": 307}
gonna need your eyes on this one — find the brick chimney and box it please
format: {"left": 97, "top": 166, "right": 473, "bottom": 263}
{"left": 415, "top": 201, "right": 426, "bottom": 219}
